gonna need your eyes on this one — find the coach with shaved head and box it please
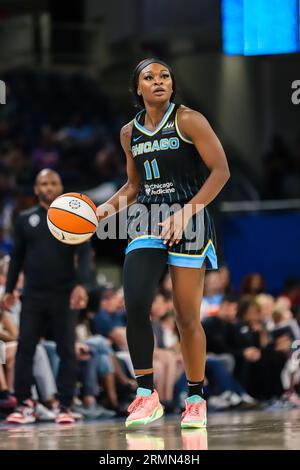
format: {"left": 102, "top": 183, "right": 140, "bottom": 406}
{"left": 2, "top": 169, "right": 90, "bottom": 424}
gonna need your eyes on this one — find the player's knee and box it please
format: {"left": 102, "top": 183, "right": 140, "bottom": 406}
{"left": 126, "top": 295, "right": 149, "bottom": 323}
{"left": 175, "top": 311, "right": 200, "bottom": 331}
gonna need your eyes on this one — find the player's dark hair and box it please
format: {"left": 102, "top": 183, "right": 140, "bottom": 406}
{"left": 130, "top": 58, "right": 176, "bottom": 109}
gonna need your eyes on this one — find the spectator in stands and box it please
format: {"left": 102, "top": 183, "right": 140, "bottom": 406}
{"left": 92, "top": 286, "right": 127, "bottom": 350}
{"left": 56, "top": 112, "right": 96, "bottom": 147}
{"left": 281, "top": 277, "right": 300, "bottom": 311}
{"left": 0, "top": 165, "right": 17, "bottom": 254}
{"left": 241, "top": 273, "right": 266, "bottom": 296}
{"left": 0, "top": 306, "right": 18, "bottom": 409}
{"left": 201, "top": 271, "right": 224, "bottom": 319}
{"left": 2, "top": 146, "right": 29, "bottom": 181}
{"left": 76, "top": 309, "right": 136, "bottom": 415}
{"left": 160, "top": 271, "right": 172, "bottom": 297}
{"left": 236, "top": 296, "right": 289, "bottom": 400}
{"left": 272, "top": 302, "right": 293, "bottom": 329}
{"left": 115, "top": 286, "right": 126, "bottom": 315}
{"left": 219, "top": 264, "right": 235, "bottom": 296}
{"left": 202, "top": 294, "right": 244, "bottom": 364}
{"left": 151, "top": 292, "right": 170, "bottom": 347}
{"left": 0, "top": 255, "right": 10, "bottom": 297}
{"left": 278, "top": 304, "right": 300, "bottom": 406}
{"left": 0, "top": 306, "right": 18, "bottom": 392}
{"left": 205, "top": 357, "right": 257, "bottom": 411}
{"left": 150, "top": 292, "right": 182, "bottom": 411}
{"left": 289, "top": 305, "right": 300, "bottom": 340}
{"left": 202, "top": 294, "right": 257, "bottom": 409}
{"left": 255, "top": 293, "right": 275, "bottom": 331}
{"left": 0, "top": 364, "right": 16, "bottom": 410}
{"left": 93, "top": 143, "right": 125, "bottom": 186}
{"left": 31, "top": 127, "right": 60, "bottom": 171}
{"left": 74, "top": 341, "right": 116, "bottom": 419}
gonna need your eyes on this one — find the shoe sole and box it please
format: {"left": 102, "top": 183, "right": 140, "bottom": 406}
{"left": 125, "top": 405, "right": 164, "bottom": 428}
{"left": 56, "top": 419, "right": 75, "bottom": 424}
{"left": 181, "top": 419, "right": 207, "bottom": 429}
{"left": 6, "top": 418, "right": 36, "bottom": 424}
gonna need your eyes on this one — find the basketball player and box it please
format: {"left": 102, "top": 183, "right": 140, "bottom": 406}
{"left": 2, "top": 169, "right": 90, "bottom": 424}
{"left": 96, "top": 59, "right": 230, "bottom": 428}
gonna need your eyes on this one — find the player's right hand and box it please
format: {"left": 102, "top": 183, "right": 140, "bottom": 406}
{"left": 1, "top": 293, "right": 16, "bottom": 310}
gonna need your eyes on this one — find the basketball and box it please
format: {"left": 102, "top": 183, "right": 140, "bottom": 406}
{"left": 47, "top": 192, "right": 98, "bottom": 244}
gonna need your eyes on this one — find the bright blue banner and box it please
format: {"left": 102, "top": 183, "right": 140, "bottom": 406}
{"left": 222, "top": 0, "right": 300, "bottom": 55}
{"left": 221, "top": 0, "right": 244, "bottom": 54}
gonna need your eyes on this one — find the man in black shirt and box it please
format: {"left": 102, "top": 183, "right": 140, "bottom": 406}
{"left": 2, "top": 169, "right": 90, "bottom": 424}
{"left": 202, "top": 294, "right": 261, "bottom": 376}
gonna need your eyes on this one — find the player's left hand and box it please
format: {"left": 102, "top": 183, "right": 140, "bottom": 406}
{"left": 158, "top": 208, "right": 191, "bottom": 247}
{"left": 70, "top": 285, "right": 88, "bottom": 310}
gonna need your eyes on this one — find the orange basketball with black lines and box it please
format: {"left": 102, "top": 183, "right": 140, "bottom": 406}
{"left": 47, "top": 192, "right": 98, "bottom": 244}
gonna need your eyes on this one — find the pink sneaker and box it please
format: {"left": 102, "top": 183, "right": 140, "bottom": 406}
{"left": 181, "top": 395, "right": 207, "bottom": 429}
{"left": 125, "top": 388, "right": 164, "bottom": 428}
{"left": 55, "top": 408, "right": 75, "bottom": 424}
{"left": 6, "top": 399, "right": 36, "bottom": 424}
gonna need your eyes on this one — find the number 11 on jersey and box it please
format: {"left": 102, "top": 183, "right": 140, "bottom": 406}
{"left": 144, "top": 158, "right": 160, "bottom": 180}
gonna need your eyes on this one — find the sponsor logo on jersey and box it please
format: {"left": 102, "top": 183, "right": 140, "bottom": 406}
{"left": 132, "top": 137, "right": 179, "bottom": 157}
{"left": 144, "top": 182, "right": 176, "bottom": 196}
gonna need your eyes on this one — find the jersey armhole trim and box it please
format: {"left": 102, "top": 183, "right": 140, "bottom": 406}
{"left": 175, "top": 110, "right": 193, "bottom": 144}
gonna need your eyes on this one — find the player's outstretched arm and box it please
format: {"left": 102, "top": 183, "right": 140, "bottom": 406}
{"left": 96, "top": 121, "right": 141, "bottom": 221}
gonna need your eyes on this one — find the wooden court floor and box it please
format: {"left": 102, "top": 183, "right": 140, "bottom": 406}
{"left": 0, "top": 409, "right": 300, "bottom": 450}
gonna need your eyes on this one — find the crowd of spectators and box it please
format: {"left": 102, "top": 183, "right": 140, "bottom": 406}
{"left": 1, "top": 68, "right": 300, "bottom": 423}
{"left": 0, "top": 68, "right": 127, "bottom": 254}
{"left": 1, "top": 250, "right": 300, "bottom": 422}
{"left": 2, "top": 68, "right": 300, "bottom": 256}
